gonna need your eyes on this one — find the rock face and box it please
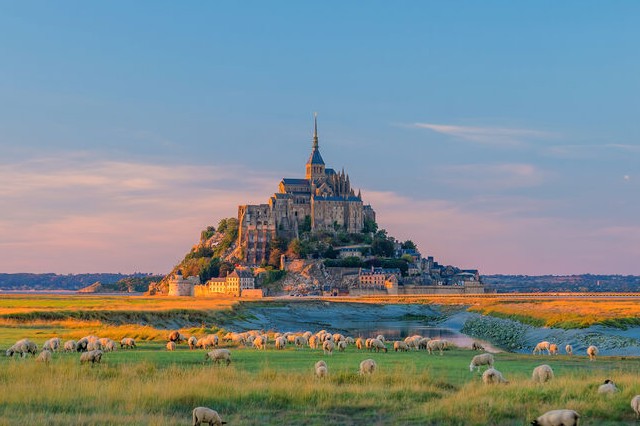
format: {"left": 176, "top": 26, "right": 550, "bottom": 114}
{"left": 76, "top": 281, "right": 103, "bottom": 293}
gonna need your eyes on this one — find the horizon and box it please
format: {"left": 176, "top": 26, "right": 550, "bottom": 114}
{"left": 1, "top": 2, "right": 638, "bottom": 275}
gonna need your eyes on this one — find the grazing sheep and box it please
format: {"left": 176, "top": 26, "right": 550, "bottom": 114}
{"left": 101, "top": 339, "right": 116, "bottom": 352}
{"left": 345, "top": 337, "right": 355, "bottom": 345}
{"left": 371, "top": 338, "right": 387, "bottom": 353}
{"left": 365, "top": 338, "right": 373, "bottom": 350}
{"left": 87, "top": 341, "right": 102, "bottom": 352}
{"left": 322, "top": 340, "right": 334, "bottom": 356}
{"left": 418, "top": 337, "right": 431, "bottom": 350}
{"left": 80, "top": 349, "right": 103, "bottom": 365}
{"left": 188, "top": 336, "right": 198, "bottom": 350}
{"left": 375, "top": 334, "right": 385, "bottom": 343}
{"left": 302, "top": 331, "right": 313, "bottom": 340}
{"left": 166, "top": 341, "right": 176, "bottom": 351}
{"left": 482, "top": 367, "right": 508, "bottom": 385}
{"left": 427, "top": 339, "right": 447, "bottom": 355}
{"left": 36, "top": 350, "right": 52, "bottom": 364}
{"left": 308, "top": 335, "right": 319, "bottom": 349}
{"left": 597, "top": 379, "right": 618, "bottom": 394}
{"left": 253, "top": 335, "right": 267, "bottom": 350}
{"left": 631, "top": 395, "right": 640, "bottom": 420}
{"left": 6, "top": 338, "right": 38, "bottom": 357}
{"left": 471, "top": 342, "right": 485, "bottom": 351}
{"left": 63, "top": 340, "right": 77, "bottom": 352}
{"left": 469, "top": 353, "right": 494, "bottom": 372}
{"left": 43, "top": 337, "right": 61, "bottom": 352}
{"left": 531, "top": 409, "right": 580, "bottom": 426}
{"left": 332, "top": 333, "right": 344, "bottom": 343}
{"left": 76, "top": 338, "right": 89, "bottom": 352}
{"left": 355, "top": 338, "right": 364, "bottom": 350}
{"left": 120, "top": 337, "right": 136, "bottom": 350}
{"left": 205, "top": 349, "right": 231, "bottom": 366}
{"left": 192, "top": 406, "right": 226, "bottom": 426}
{"left": 315, "top": 360, "right": 328, "bottom": 378}
{"left": 337, "top": 340, "right": 347, "bottom": 352}
{"left": 168, "top": 330, "right": 187, "bottom": 343}
{"left": 394, "top": 341, "right": 409, "bottom": 352}
{"left": 533, "top": 341, "right": 551, "bottom": 355}
{"left": 359, "top": 358, "right": 377, "bottom": 375}
{"left": 294, "top": 335, "right": 308, "bottom": 349}
{"left": 532, "top": 364, "right": 554, "bottom": 383}
{"left": 549, "top": 343, "right": 559, "bottom": 355}
{"left": 587, "top": 345, "right": 598, "bottom": 361}
{"left": 275, "top": 337, "right": 287, "bottom": 350}
{"left": 565, "top": 344, "right": 573, "bottom": 356}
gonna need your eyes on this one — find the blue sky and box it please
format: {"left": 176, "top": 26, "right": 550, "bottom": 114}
{"left": 1, "top": 2, "right": 638, "bottom": 274}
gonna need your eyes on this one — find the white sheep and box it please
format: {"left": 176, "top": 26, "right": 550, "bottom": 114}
{"left": 294, "top": 335, "right": 308, "bottom": 349}
{"left": 315, "top": 360, "right": 328, "bottom": 378}
{"left": 371, "top": 338, "right": 387, "bottom": 353}
{"left": 101, "top": 339, "right": 116, "bottom": 352}
{"left": 43, "top": 337, "right": 61, "bottom": 352}
{"left": 332, "top": 333, "right": 344, "bottom": 342}
{"left": 427, "top": 339, "right": 447, "bottom": 355}
{"left": 188, "top": 336, "right": 198, "bottom": 350}
{"left": 308, "top": 335, "right": 319, "bottom": 349}
{"left": 6, "top": 338, "right": 38, "bottom": 357}
{"left": 375, "top": 334, "right": 385, "bottom": 343}
{"left": 86, "top": 340, "right": 102, "bottom": 352}
{"left": 355, "top": 338, "right": 364, "bottom": 350}
{"left": 166, "top": 341, "right": 176, "bottom": 351}
{"left": 337, "top": 340, "right": 347, "bottom": 352}
{"left": 597, "top": 379, "right": 618, "bottom": 394}
{"left": 80, "top": 349, "right": 103, "bottom": 365}
{"left": 359, "top": 358, "right": 377, "bottom": 375}
{"left": 565, "top": 344, "right": 573, "bottom": 356}
{"left": 533, "top": 341, "right": 551, "bottom": 355}
{"left": 168, "top": 330, "right": 187, "bottom": 343}
{"left": 253, "top": 335, "right": 267, "bottom": 350}
{"left": 418, "top": 337, "right": 431, "bottom": 350}
{"left": 631, "top": 395, "right": 640, "bottom": 420}
{"left": 394, "top": 341, "right": 409, "bottom": 352}
{"left": 120, "top": 337, "right": 136, "bottom": 350}
{"left": 482, "top": 367, "right": 508, "bottom": 384}
{"left": 275, "top": 337, "right": 287, "bottom": 350}
{"left": 36, "top": 349, "right": 52, "bottom": 364}
{"left": 587, "top": 345, "right": 598, "bottom": 361}
{"left": 205, "top": 349, "right": 231, "bottom": 366}
{"left": 64, "top": 340, "right": 77, "bottom": 352}
{"left": 469, "top": 353, "right": 494, "bottom": 372}
{"left": 322, "top": 340, "right": 334, "bottom": 355}
{"left": 532, "top": 364, "right": 554, "bottom": 383}
{"left": 531, "top": 409, "right": 580, "bottom": 426}
{"left": 549, "top": 343, "right": 559, "bottom": 355}
{"left": 345, "top": 337, "right": 355, "bottom": 345}
{"left": 192, "top": 406, "right": 226, "bottom": 426}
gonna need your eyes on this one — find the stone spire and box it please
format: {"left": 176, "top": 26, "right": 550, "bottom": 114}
{"left": 313, "top": 112, "right": 318, "bottom": 150}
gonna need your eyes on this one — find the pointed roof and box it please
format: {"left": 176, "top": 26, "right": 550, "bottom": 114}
{"left": 307, "top": 112, "right": 325, "bottom": 165}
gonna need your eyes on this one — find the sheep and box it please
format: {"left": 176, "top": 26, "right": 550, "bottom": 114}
{"left": 43, "top": 337, "right": 61, "bottom": 352}
{"left": 355, "top": 338, "right": 364, "bottom": 350}
{"left": 197, "top": 335, "right": 219, "bottom": 350}
{"left": 531, "top": 409, "right": 580, "bottom": 426}
{"left": 315, "top": 360, "right": 328, "bottom": 378}
{"left": 345, "top": 337, "right": 355, "bottom": 345}
{"left": 549, "top": 343, "right": 559, "bottom": 355}
{"left": 332, "top": 333, "right": 345, "bottom": 343}
{"left": 166, "top": 341, "right": 176, "bottom": 351}
{"left": 275, "top": 337, "right": 287, "bottom": 350}
{"left": 80, "top": 349, "right": 103, "bottom": 365}
{"left": 87, "top": 340, "right": 102, "bottom": 352}
{"left": 286, "top": 333, "right": 297, "bottom": 344}
{"left": 631, "top": 395, "right": 640, "bottom": 420}
{"left": 597, "top": 379, "right": 618, "bottom": 394}
{"left": 394, "top": 341, "right": 409, "bottom": 352}
{"left": 302, "top": 331, "right": 313, "bottom": 340}
{"left": 469, "top": 353, "right": 494, "bottom": 372}
{"left": 587, "top": 345, "right": 598, "bottom": 361}
{"left": 253, "top": 335, "right": 267, "bottom": 350}
{"left": 120, "top": 337, "right": 136, "bottom": 350}
{"left": 532, "top": 364, "right": 554, "bottom": 383}
{"left": 322, "top": 340, "right": 334, "bottom": 356}
{"left": 365, "top": 338, "right": 373, "bottom": 350}
{"left": 371, "top": 338, "right": 387, "bottom": 353}
{"left": 76, "top": 338, "right": 89, "bottom": 352}
{"left": 168, "top": 330, "right": 187, "bottom": 343}
{"left": 294, "top": 335, "right": 308, "bottom": 349}
{"left": 6, "top": 338, "right": 38, "bottom": 357}
{"left": 308, "top": 335, "right": 319, "bottom": 349}
{"left": 375, "top": 334, "right": 385, "bottom": 343}
{"left": 565, "top": 344, "right": 573, "bottom": 356}
{"left": 337, "top": 340, "right": 347, "bottom": 352}
{"left": 101, "top": 339, "right": 117, "bottom": 352}
{"left": 205, "top": 349, "right": 231, "bottom": 366}
{"left": 36, "top": 349, "right": 52, "bottom": 364}
{"left": 427, "top": 339, "right": 447, "bottom": 355}
{"left": 192, "top": 406, "right": 227, "bottom": 426}
{"left": 471, "top": 342, "right": 485, "bottom": 351}
{"left": 533, "top": 341, "right": 551, "bottom": 355}
{"left": 359, "top": 358, "right": 377, "bottom": 375}
{"left": 482, "top": 367, "right": 508, "bottom": 384}
{"left": 64, "top": 340, "right": 77, "bottom": 352}
{"left": 418, "top": 337, "right": 431, "bottom": 350}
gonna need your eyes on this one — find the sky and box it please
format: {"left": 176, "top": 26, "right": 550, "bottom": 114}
{"left": 1, "top": 2, "right": 638, "bottom": 275}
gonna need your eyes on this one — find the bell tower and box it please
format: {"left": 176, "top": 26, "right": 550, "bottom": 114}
{"left": 305, "top": 112, "right": 325, "bottom": 180}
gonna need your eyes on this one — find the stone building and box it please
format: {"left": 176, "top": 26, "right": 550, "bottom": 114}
{"left": 204, "top": 268, "right": 256, "bottom": 297}
{"left": 167, "top": 271, "right": 198, "bottom": 296}
{"left": 238, "top": 115, "right": 376, "bottom": 264}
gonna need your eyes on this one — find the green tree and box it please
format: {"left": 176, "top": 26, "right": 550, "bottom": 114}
{"left": 402, "top": 240, "right": 417, "bottom": 250}
{"left": 363, "top": 218, "right": 378, "bottom": 234}
{"left": 268, "top": 248, "right": 283, "bottom": 269}
{"left": 199, "top": 257, "right": 221, "bottom": 282}
{"left": 286, "top": 239, "right": 303, "bottom": 259}
{"left": 298, "top": 215, "right": 311, "bottom": 233}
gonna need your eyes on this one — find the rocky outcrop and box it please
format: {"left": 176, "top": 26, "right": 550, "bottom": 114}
{"left": 77, "top": 281, "right": 103, "bottom": 293}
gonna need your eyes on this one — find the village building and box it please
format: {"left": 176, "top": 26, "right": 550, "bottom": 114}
{"left": 203, "top": 268, "right": 256, "bottom": 297}
{"left": 167, "top": 271, "right": 199, "bottom": 296}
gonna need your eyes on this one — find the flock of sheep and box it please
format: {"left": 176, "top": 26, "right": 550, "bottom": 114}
{"left": 5, "top": 331, "right": 640, "bottom": 425}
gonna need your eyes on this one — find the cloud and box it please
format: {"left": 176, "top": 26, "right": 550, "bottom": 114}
{"left": 546, "top": 143, "right": 640, "bottom": 158}
{"left": 436, "top": 163, "right": 547, "bottom": 190}
{"left": 412, "top": 123, "right": 555, "bottom": 147}
{"left": 0, "top": 154, "right": 277, "bottom": 273}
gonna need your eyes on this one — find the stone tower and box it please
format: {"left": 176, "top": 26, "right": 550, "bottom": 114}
{"left": 305, "top": 112, "right": 325, "bottom": 180}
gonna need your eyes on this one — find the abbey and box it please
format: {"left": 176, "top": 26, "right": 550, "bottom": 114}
{"left": 238, "top": 115, "right": 376, "bottom": 264}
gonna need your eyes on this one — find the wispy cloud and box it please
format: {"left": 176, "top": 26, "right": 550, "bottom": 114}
{"left": 412, "top": 123, "right": 555, "bottom": 146}
{"left": 436, "top": 163, "right": 547, "bottom": 190}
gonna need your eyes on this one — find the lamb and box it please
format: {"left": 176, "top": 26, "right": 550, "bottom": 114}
{"left": 533, "top": 341, "right": 551, "bottom": 355}
{"left": 482, "top": 367, "right": 508, "bottom": 384}
{"left": 548, "top": 343, "right": 559, "bottom": 355}
{"left": 64, "top": 340, "right": 77, "bottom": 352}
{"left": 315, "top": 360, "right": 328, "bottom": 378}
{"left": 205, "top": 349, "right": 231, "bottom": 366}
{"left": 597, "top": 379, "right": 618, "bottom": 394}
{"left": 532, "top": 364, "right": 554, "bottom": 383}
{"left": 394, "top": 341, "right": 409, "bottom": 352}
{"left": 166, "top": 341, "right": 176, "bottom": 351}
{"left": 322, "top": 340, "right": 334, "bottom": 356}
{"left": 427, "top": 339, "right": 448, "bottom": 355}
{"left": 531, "top": 409, "right": 580, "bottom": 426}
{"left": 359, "top": 358, "right": 377, "bottom": 375}
{"left": 43, "top": 337, "right": 61, "bottom": 352}
{"left": 565, "top": 344, "right": 573, "bottom": 356}
{"left": 371, "top": 338, "right": 387, "bottom": 353}
{"left": 192, "top": 406, "right": 227, "bottom": 426}
{"left": 80, "top": 349, "right": 103, "bottom": 365}
{"left": 120, "top": 337, "right": 136, "bottom": 350}
{"left": 587, "top": 345, "right": 598, "bottom": 361}
{"left": 275, "top": 337, "right": 287, "bottom": 350}
{"left": 36, "top": 349, "right": 52, "bottom": 364}
{"left": 469, "top": 353, "right": 494, "bottom": 372}
{"left": 631, "top": 395, "right": 640, "bottom": 420}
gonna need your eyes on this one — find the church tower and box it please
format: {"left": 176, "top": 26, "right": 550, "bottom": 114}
{"left": 305, "top": 113, "right": 325, "bottom": 180}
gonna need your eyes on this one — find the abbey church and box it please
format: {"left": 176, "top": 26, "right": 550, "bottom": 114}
{"left": 238, "top": 115, "right": 376, "bottom": 264}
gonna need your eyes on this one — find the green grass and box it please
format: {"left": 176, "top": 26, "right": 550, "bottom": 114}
{"left": 2, "top": 342, "right": 640, "bottom": 425}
